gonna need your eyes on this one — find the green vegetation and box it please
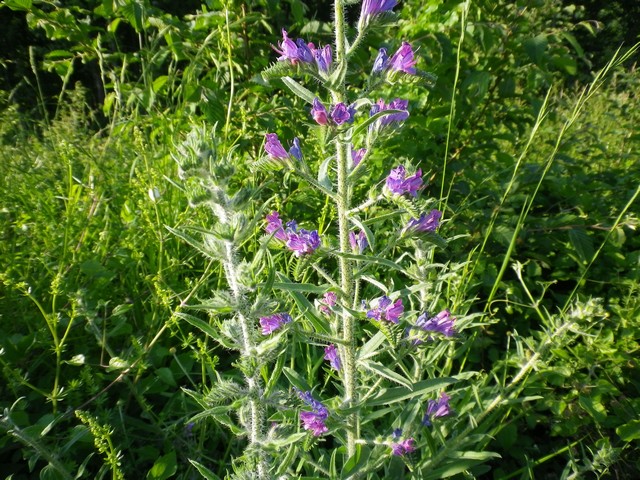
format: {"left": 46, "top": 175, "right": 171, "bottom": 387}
{"left": 1, "top": 0, "right": 638, "bottom": 478}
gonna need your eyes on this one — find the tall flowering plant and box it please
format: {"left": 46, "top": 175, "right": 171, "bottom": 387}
{"left": 174, "top": 1, "right": 471, "bottom": 479}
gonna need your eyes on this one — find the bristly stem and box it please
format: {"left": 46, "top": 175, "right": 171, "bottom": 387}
{"left": 332, "top": 0, "right": 358, "bottom": 459}
{"left": 222, "top": 239, "right": 268, "bottom": 479}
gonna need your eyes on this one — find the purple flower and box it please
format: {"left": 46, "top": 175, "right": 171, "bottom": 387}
{"left": 422, "top": 392, "right": 452, "bottom": 426}
{"left": 385, "top": 165, "right": 423, "bottom": 197}
{"left": 389, "top": 42, "right": 417, "bottom": 74}
{"left": 318, "top": 291, "right": 337, "bottom": 316}
{"left": 295, "top": 38, "right": 314, "bottom": 63}
{"left": 265, "top": 211, "right": 288, "bottom": 241}
{"left": 351, "top": 146, "right": 367, "bottom": 167}
{"left": 264, "top": 133, "right": 289, "bottom": 160}
{"left": 273, "top": 29, "right": 299, "bottom": 62}
{"left": 297, "top": 390, "right": 329, "bottom": 436}
{"left": 289, "top": 137, "right": 303, "bottom": 160}
{"left": 404, "top": 209, "right": 442, "bottom": 234}
{"left": 259, "top": 312, "right": 292, "bottom": 335}
{"left": 416, "top": 309, "right": 456, "bottom": 338}
{"left": 349, "top": 230, "right": 368, "bottom": 254}
{"left": 314, "top": 44, "right": 332, "bottom": 72}
{"left": 324, "top": 344, "right": 341, "bottom": 371}
{"left": 367, "top": 296, "right": 404, "bottom": 323}
{"left": 370, "top": 98, "right": 409, "bottom": 128}
{"left": 286, "top": 227, "right": 321, "bottom": 257}
{"left": 311, "top": 98, "right": 329, "bottom": 125}
{"left": 330, "top": 103, "right": 352, "bottom": 125}
{"left": 372, "top": 48, "right": 389, "bottom": 73}
{"left": 391, "top": 438, "right": 415, "bottom": 456}
{"left": 361, "top": 0, "right": 398, "bottom": 23}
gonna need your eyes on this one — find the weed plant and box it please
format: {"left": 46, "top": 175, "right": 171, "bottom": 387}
{"left": 0, "top": 0, "right": 639, "bottom": 479}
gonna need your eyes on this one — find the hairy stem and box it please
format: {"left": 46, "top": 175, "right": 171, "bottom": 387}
{"left": 332, "top": 0, "right": 358, "bottom": 459}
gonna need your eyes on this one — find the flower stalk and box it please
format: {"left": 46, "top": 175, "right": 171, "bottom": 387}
{"left": 332, "top": 0, "right": 359, "bottom": 458}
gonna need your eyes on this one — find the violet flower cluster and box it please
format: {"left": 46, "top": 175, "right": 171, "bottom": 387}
{"left": 422, "top": 392, "right": 452, "bottom": 427}
{"left": 385, "top": 165, "right": 423, "bottom": 197}
{"left": 372, "top": 42, "right": 417, "bottom": 76}
{"left": 360, "top": 0, "right": 398, "bottom": 29}
{"left": 274, "top": 29, "right": 332, "bottom": 74}
{"left": 318, "top": 291, "right": 337, "bottom": 316}
{"left": 349, "top": 230, "right": 368, "bottom": 254}
{"left": 408, "top": 309, "right": 456, "bottom": 344}
{"left": 311, "top": 98, "right": 354, "bottom": 126}
{"left": 324, "top": 344, "right": 342, "bottom": 371}
{"left": 366, "top": 296, "right": 404, "bottom": 323}
{"left": 298, "top": 390, "right": 329, "bottom": 436}
{"left": 259, "top": 312, "right": 292, "bottom": 335}
{"left": 264, "top": 133, "right": 302, "bottom": 162}
{"left": 370, "top": 98, "right": 410, "bottom": 129}
{"left": 404, "top": 209, "right": 442, "bottom": 235}
{"left": 390, "top": 429, "right": 416, "bottom": 456}
{"left": 265, "top": 211, "right": 321, "bottom": 257}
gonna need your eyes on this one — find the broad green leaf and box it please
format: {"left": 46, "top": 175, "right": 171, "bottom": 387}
{"left": 4, "top": 0, "right": 32, "bottom": 11}
{"left": 146, "top": 451, "right": 177, "bottom": 480}
{"left": 357, "top": 331, "right": 386, "bottom": 360}
{"left": 616, "top": 420, "right": 640, "bottom": 442}
{"left": 568, "top": 227, "right": 594, "bottom": 262}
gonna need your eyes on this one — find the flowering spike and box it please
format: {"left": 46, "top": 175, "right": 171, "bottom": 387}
{"left": 389, "top": 41, "right": 417, "bottom": 75}
{"left": 416, "top": 309, "right": 456, "bottom": 337}
{"left": 391, "top": 438, "right": 415, "bottom": 456}
{"left": 318, "top": 291, "right": 337, "bottom": 316}
{"left": 351, "top": 146, "right": 367, "bottom": 167}
{"left": 404, "top": 209, "right": 442, "bottom": 235}
{"left": 422, "top": 392, "right": 452, "bottom": 426}
{"left": 314, "top": 44, "right": 332, "bottom": 72}
{"left": 385, "top": 165, "right": 423, "bottom": 197}
{"left": 286, "top": 228, "right": 321, "bottom": 256}
{"left": 311, "top": 98, "right": 329, "bottom": 125}
{"left": 349, "top": 230, "right": 368, "bottom": 254}
{"left": 324, "top": 344, "right": 342, "bottom": 371}
{"left": 360, "top": 0, "right": 398, "bottom": 29}
{"left": 372, "top": 48, "right": 389, "bottom": 73}
{"left": 264, "top": 133, "right": 290, "bottom": 160}
{"left": 330, "top": 103, "right": 351, "bottom": 125}
{"left": 297, "top": 390, "right": 329, "bottom": 436}
{"left": 265, "top": 211, "right": 288, "bottom": 241}
{"left": 367, "top": 296, "right": 404, "bottom": 323}
{"left": 289, "top": 137, "right": 303, "bottom": 160}
{"left": 370, "top": 98, "right": 410, "bottom": 129}
{"left": 259, "top": 312, "right": 292, "bottom": 335}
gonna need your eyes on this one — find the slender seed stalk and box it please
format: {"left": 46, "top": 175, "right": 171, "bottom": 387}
{"left": 332, "top": 0, "right": 358, "bottom": 458}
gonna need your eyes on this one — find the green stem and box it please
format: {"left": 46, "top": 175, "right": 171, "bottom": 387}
{"left": 332, "top": 0, "right": 358, "bottom": 459}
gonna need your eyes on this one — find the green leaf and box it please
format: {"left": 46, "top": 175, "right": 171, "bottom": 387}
{"left": 175, "top": 312, "right": 238, "bottom": 349}
{"left": 349, "top": 109, "right": 406, "bottom": 139}
{"left": 107, "top": 356, "right": 129, "bottom": 372}
{"left": 281, "top": 76, "right": 316, "bottom": 104}
{"left": 334, "top": 251, "right": 403, "bottom": 272}
{"left": 359, "top": 360, "right": 412, "bottom": 389}
{"left": 275, "top": 274, "right": 331, "bottom": 334}
{"left": 524, "top": 34, "right": 548, "bottom": 65}
{"left": 568, "top": 228, "right": 594, "bottom": 263}
{"left": 368, "top": 377, "right": 458, "bottom": 406}
{"left": 189, "top": 460, "right": 221, "bottom": 480}
{"left": 4, "top": 0, "right": 32, "bottom": 11}
{"left": 283, "top": 366, "right": 312, "bottom": 393}
{"left": 146, "top": 451, "right": 177, "bottom": 480}
{"left": 616, "top": 420, "right": 640, "bottom": 442}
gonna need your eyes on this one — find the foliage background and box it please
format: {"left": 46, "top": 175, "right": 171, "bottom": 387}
{"left": 0, "top": 0, "right": 639, "bottom": 478}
